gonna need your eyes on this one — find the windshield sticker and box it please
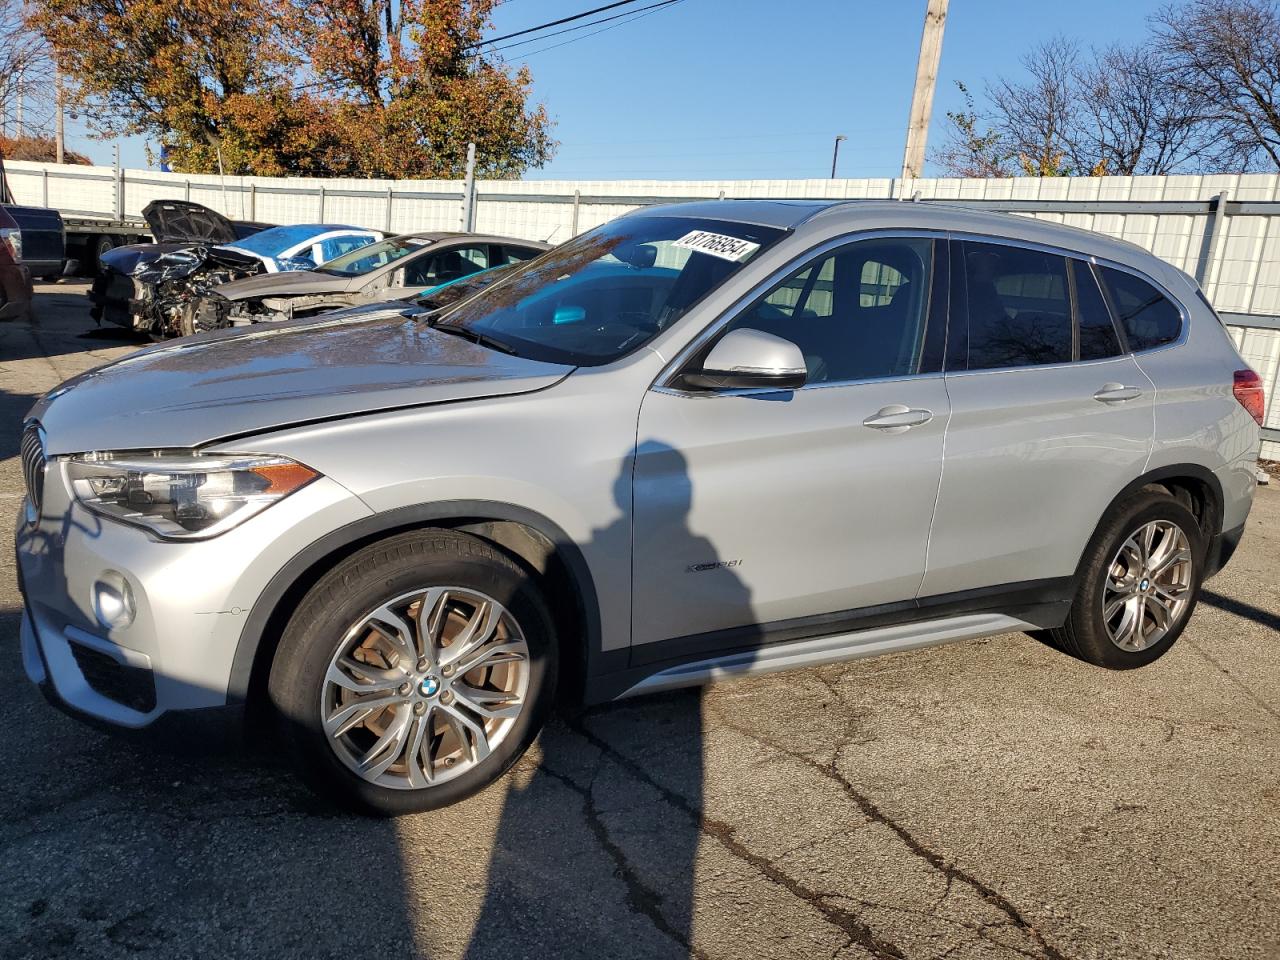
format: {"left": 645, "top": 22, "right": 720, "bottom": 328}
{"left": 672, "top": 230, "right": 761, "bottom": 262}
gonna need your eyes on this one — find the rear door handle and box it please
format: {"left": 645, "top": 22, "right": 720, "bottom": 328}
{"left": 863, "top": 404, "right": 934, "bottom": 433}
{"left": 1093, "top": 382, "right": 1144, "bottom": 403}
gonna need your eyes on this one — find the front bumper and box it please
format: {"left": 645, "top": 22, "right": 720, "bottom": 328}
{"left": 16, "top": 462, "right": 372, "bottom": 732}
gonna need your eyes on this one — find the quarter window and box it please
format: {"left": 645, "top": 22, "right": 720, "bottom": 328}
{"left": 1074, "top": 260, "right": 1123, "bottom": 361}
{"left": 725, "top": 237, "right": 934, "bottom": 383}
{"left": 319, "top": 234, "right": 372, "bottom": 262}
{"left": 963, "top": 242, "right": 1072, "bottom": 369}
{"left": 1098, "top": 266, "right": 1182, "bottom": 352}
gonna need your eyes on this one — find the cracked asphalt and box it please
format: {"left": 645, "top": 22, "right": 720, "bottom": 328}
{"left": 1, "top": 282, "right": 1278, "bottom": 960}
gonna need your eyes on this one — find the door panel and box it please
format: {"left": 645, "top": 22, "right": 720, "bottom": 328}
{"left": 632, "top": 380, "right": 950, "bottom": 654}
{"left": 630, "top": 234, "right": 952, "bottom": 660}
{"left": 923, "top": 359, "right": 1152, "bottom": 595}
{"left": 922, "top": 238, "right": 1154, "bottom": 597}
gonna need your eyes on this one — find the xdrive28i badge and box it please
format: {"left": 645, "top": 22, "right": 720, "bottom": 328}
{"left": 687, "top": 559, "right": 744, "bottom": 573}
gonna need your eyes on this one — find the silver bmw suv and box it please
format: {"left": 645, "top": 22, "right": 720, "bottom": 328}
{"left": 17, "top": 201, "right": 1264, "bottom": 813}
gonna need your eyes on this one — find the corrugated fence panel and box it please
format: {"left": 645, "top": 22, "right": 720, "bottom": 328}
{"left": 6, "top": 160, "right": 1280, "bottom": 456}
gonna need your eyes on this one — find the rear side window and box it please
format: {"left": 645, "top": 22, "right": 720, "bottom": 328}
{"left": 962, "top": 242, "right": 1073, "bottom": 369}
{"left": 1098, "top": 266, "right": 1182, "bottom": 351}
{"left": 497, "top": 245, "right": 540, "bottom": 265}
{"left": 1073, "top": 260, "right": 1123, "bottom": 361}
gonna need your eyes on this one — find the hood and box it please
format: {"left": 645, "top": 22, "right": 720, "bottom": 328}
{"left": 142, "top": 200, "right": 239, "bottom": 244}
{"left": 30, "top": 303, "right": 573, "bottom": 454}
{"left": 212, "top": 270, "right": 351, "bottom": 302}
{"left": 99, "top": 242, "right": 200, "bottom": 276}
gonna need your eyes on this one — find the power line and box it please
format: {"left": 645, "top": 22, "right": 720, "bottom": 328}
{"left": 510, "top": 1, "right": 687, "bottom": 60}
{"left": 488, "top": 0, "right": 683, "bottom": 54}
{"left": 467, "top": 0, "right": 645, "bottom": 50}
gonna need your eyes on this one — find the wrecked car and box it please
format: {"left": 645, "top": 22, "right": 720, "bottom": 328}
{"left": 91, "top": 211, "right": 381, "bottom": 337}
{"left": 186, "top": 232, "right": 547, "bottom": 332}
{"left": 88, "top": 199, "right": 273, "bottom": 334}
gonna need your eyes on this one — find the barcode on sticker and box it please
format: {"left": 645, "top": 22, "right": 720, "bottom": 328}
{"left": 672, "top": 230, "right": 761, "bottom": 262}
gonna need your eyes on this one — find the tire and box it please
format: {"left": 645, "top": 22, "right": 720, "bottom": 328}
{"left": 1050, "top": 490, "right": 1205, "bottom": 669}
{"left": 86, "top": 234, "right": 117, "bottom": 275}
{"left": 268, "top": 529, "right": 558, "bottom": 815}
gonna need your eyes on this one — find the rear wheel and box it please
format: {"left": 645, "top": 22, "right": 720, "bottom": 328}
{"left": 1051, "top": 490, "right": 1204, "bottom": 669}
{"left": 269, "top": 530, "right": 557, "bottom": 814}
{"left": 85, "top": 234, "right": 118, "bottom": 275}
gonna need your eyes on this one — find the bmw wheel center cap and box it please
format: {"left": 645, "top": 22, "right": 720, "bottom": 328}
{"left": 419, "top": 676, "right": 441, "bottom": 697}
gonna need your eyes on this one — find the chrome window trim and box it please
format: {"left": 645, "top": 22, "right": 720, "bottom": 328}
{"left": 652, "top": 228, "right": 950, "bottom": 397}
{"left": 944, "top": 230, "right": 1191, "bottom": 373}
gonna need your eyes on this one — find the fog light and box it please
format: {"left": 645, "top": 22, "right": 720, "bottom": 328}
{"left": 93, "top": 572, "right": 136, "bottom": 629}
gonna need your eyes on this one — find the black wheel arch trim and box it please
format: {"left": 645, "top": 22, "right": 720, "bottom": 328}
{"left": 226, "top": 500, "right": 606, "bottom": 707}
{"left": 1103, "top": 462, "right": 1224, "bottom": 538}
{"left": 1074, "top": 462, "right": 1225, "bottom": 580}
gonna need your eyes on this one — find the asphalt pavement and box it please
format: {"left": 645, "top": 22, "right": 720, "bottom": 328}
{"left": 1, "top": 282, "right": 1277, "bottom": 960}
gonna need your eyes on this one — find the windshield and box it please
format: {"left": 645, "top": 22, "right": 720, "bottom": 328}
{"left": 433, "top": 216, "right": 786, "bottom": 366}
{"left": 226, "top": 224, "right": 342, "bottom": 257}
{"left": 321, "top": 236, "right": 434, "bottom": 276}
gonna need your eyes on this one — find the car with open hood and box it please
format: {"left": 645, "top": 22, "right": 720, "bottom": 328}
{"left": 89, "top": 200, "right": 273, "bottom": 333}
{"left": 186, "top": 232, "right": 547, "bottom": 333}
{"left": 17, "top": 200, "right": 1263, "bottom": 815}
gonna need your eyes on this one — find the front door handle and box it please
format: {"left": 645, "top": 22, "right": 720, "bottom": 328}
{"left": 1093, "top": 382, "right": 1144, "bottom": 403}
{"left": 863, "top": 404, "right": 934, "bottom": 433}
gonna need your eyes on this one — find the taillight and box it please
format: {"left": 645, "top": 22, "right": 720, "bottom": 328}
{"left": 1234, "top": 369, "right": 1266, "bottom": 426}
{"left": 0, "top": 227, "right": 21, "bottom": 263}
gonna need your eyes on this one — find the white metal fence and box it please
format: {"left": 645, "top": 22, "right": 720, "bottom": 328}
{"left": 6, "top": 159, "right": 1279, "bottom": 458}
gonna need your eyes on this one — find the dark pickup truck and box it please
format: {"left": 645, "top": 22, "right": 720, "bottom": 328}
{"left": 1, "top": 204, "right": 66, "bottom": 280}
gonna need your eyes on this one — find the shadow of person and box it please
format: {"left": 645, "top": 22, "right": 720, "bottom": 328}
{"left": 461, "top": 441, "right": 757, "bottom": 959}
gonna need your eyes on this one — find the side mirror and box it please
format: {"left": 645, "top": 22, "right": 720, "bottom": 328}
{"left": 682, "top": 328, "right": 807, "bottom": 391}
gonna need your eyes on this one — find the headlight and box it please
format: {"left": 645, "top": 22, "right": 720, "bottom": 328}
{"left": 67, "top": 452, "right": 319, "bottom": 539}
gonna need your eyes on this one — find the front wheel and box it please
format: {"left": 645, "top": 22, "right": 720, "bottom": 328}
{"left": 269, "top": 530, "right": 558, "bottom": 814}
{"left": 1050, "top": 490, "right": 1204, "bottom": 669}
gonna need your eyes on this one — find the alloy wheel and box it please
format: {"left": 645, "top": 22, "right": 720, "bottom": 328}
{"left": 1102, "top": 520, "right": 1194, "bottom": 652}
{"left": 321, "top": 586, "right": 530, "bottom": 790}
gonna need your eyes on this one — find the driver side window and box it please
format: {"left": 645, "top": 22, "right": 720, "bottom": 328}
{"left": 724, "top": 237, "right": 936, "bottom": 384}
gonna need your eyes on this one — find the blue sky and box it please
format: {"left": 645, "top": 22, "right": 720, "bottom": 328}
{"left": 87, "top": 0, "right": 1161, "bottom": 179}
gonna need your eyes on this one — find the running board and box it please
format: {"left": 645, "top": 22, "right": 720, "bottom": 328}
{"left": 615, "top": 612, "right": 1034, "bottom": 699}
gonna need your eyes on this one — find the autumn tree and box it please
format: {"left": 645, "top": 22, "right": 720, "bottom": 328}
{"left": 30, "top": 0, "right": 555, "bottom": 178}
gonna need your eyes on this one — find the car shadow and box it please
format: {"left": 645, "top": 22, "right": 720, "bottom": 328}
{"left": 2, "top": 439, "right": 757, "bottom": 959}
{"left": 460, "top": 441, "right": 758, "bottom": 958}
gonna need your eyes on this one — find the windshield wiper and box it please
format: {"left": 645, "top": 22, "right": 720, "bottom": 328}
{"left": 425, "top": 319, "right": 518, "bottom": 356}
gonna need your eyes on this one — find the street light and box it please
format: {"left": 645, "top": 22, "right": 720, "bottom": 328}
{"left": 831, "top": 135, "right": 847, "bottom": 179}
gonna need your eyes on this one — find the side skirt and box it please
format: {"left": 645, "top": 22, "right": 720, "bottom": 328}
{"left": 611, "top": 612, "right": 1040, "bottom": 701}
{"left": 583, "top": 578, "right": 1074, "bottom": 704}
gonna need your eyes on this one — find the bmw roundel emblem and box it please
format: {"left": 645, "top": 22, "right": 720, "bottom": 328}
{"left": 419, "top": 676, "right": 441, "bottom": 697}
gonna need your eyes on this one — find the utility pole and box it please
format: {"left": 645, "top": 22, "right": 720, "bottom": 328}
{"left": 900, "top": 0, "right": 949, "bottom": 181}
{"left": 460, "top": 142, "right": 477, "bottom": 232}
{"left": 830, "top": 135, "right": 847, "bottom": 179}
{"left": 14, "top": 69, "right": 23, "bottom": 138}
{"left": 55, "top": 67, "right": 65, "bottom": 164}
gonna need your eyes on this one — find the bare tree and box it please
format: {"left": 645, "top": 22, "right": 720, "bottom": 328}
{"left": 937, "top": 34, "right": 1216, "bottom": 177}
{"left": 0, "top": 1, "right": 53, "bottom": 139}
{"left": 987, "top": 36, "right": 1081, "bottom": 176}
{"left": 1153, "top": 0, "right": 1280, "bottom": 169}
{"left": 1074, "top": 44, "right": 1214, "bottom": 174}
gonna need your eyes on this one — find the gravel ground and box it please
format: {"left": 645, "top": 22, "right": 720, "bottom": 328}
{"left": 1, "top": 282, "right": 1277, "bottom": 960}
